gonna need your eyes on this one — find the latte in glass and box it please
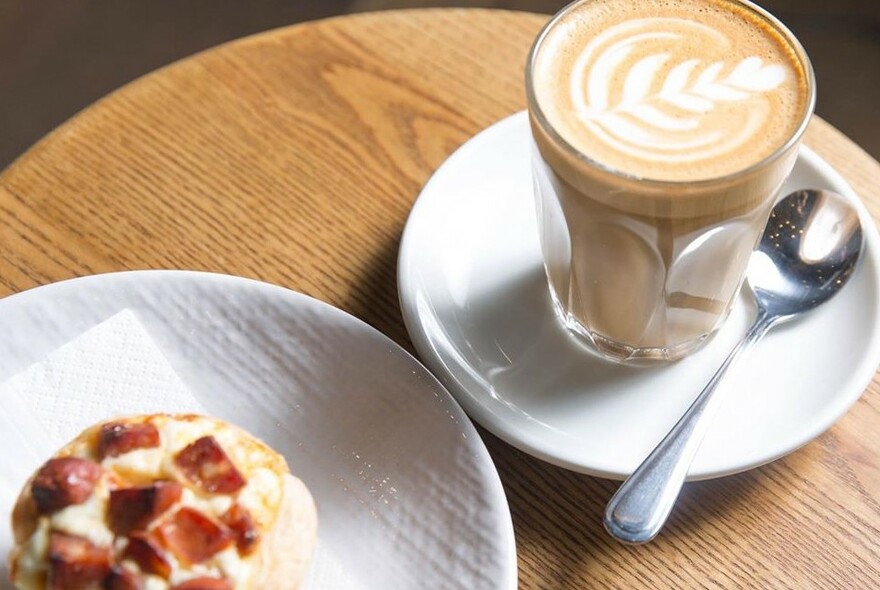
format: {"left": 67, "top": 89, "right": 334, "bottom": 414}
{"left": 527, "top": 0, "right": 814, "bottom": 362}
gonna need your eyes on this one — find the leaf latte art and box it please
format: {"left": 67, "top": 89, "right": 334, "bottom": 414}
{"left": 570, "top": 18, "right": 788, "bottom": 165}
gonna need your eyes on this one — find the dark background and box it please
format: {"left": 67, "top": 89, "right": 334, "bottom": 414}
{"left": 2, "top": 0, "right": 879, "bottom": 168}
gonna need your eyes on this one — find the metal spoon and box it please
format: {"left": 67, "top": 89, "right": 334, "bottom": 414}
{"left": 604, "top": 189, "right": 864, "bottom": 544}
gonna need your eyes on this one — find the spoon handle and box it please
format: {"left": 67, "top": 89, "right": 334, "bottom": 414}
{"left": 604, "top": 309, "right": 774, "bottom": 544}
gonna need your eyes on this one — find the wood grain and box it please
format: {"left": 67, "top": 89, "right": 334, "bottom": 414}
{"left": 1, "top": 9, "right": 879, "bottom": 589}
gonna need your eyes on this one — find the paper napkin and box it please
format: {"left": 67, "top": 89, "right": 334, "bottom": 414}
{"left": 0, "top": 309, "right": 356, "bottom": 589}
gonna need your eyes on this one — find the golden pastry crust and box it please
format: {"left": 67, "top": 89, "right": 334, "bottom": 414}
{"left": 8, "top": 414, "right": 317, "bottom": 590}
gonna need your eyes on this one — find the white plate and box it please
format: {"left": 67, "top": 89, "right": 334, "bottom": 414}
{"left": 0, "top": 271, "right": 516, "bottom": 590}
{"left": 398, "top": 110, "right": 880, "bottom": 481}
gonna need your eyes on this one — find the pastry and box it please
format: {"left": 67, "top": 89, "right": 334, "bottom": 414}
{"left": 8, "top": 414, "right": 317, "bottom": 590}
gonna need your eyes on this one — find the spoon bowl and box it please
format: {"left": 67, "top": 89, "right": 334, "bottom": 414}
{"left": 750, "top": 189, "right": 863, "bottom": 319}
{"left": 604, "top": 189, "right": 864, "bottom": 544}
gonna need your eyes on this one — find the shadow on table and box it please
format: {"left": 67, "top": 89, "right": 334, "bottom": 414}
{"left": 339, "top": 227, "right": 413, "bottom": 352}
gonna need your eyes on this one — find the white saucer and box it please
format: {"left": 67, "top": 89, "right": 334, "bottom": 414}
{"left": 0, "top": 271, "right": 516, "bottom": 590}
{"left": 398, "top": 110, "right": 880, "bottom": 481}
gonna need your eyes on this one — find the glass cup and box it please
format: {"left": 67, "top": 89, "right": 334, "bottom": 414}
{"left": 526, "top": 0, "right": 816, "bottom": 362}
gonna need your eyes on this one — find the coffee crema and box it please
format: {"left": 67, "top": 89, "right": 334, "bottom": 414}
{"left": 532, "top": 0, "right": 809, "bottom": 181}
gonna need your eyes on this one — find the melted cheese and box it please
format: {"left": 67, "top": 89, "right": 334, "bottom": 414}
{"left": 180, "top": 488, "right": 233, "bottom": 519}
{"left": 168, "top": 561, "right": 216, "bottom": 586}
{"left": 239, "top": 467, "right": 281, "bottom": 521}
{"left": 103, "top": 446, "right": 165, "bottom": 480}
{"left": 50, "top": 479, "right": 114, "bottom": 547}
{"left": 215, "top": 546, "right": 252, "bottom": 586}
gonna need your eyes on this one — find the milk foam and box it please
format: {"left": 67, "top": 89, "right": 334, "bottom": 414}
{"left": 572, "top": 17, "right": 786, "bottom": 163}
{"left": 533, "top": 0, "right": 808, "bottom": 181}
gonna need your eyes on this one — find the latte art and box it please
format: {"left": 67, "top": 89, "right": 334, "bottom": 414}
{"left": 571, "top": 18, "right": 787, "bottom": 163}
{"left": 531, "top": 0, "right": 809, "bottom": 180}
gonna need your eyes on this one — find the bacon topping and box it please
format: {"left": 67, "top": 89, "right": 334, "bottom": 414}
{"left": 173, "top": 436, "right": 245, "bottom": 494}
{"left": 32, "top": 458, "right": 103, "bottom": 515}
{"left": 47, "top": 532, "right": 112, "bottom": 590}
{"left": 157, "top": 507, "right": 233, "bottom": 564}
{"left": 169, "top": 578, "right": 233, "bottom": 590}
{"left": 108, "top": 481, "right": 183, "bottom": 535}
{"left": 122, "top": 532, "right": 172, "bottom": 579}
{"left": 220, "top": 504, "right": 260, "bottom": 555}
{"left": 103, "top": 567, "right": 144, "bottom": 590}
{"left": 98, "top": 422, "right": 160, "bottom": 459}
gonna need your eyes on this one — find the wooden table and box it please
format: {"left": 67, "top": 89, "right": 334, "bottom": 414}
{"left": 2, "top": 9, "right": 879, "bottom": 589}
